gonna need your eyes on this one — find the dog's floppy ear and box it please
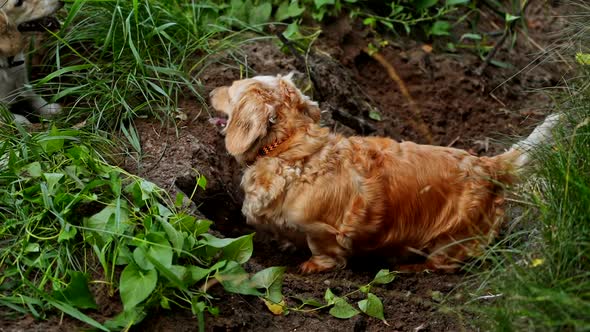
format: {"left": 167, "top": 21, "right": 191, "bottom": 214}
{"left": 225, "top": 85, "right": 274, "bottom": 156}
{"left": 0, "top": 13, "right": 24, "bottom": 57}
{"left": 279, "top": 75, "right": 321, "bottom": 122}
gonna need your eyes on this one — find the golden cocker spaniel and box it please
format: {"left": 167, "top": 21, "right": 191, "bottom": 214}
{"left": 210, "top": 73, "right": 559, "bottom": 273}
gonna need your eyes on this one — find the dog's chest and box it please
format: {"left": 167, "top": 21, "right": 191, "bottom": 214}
{"left": 241, "top": 160, "right": 303, "bottom": 227}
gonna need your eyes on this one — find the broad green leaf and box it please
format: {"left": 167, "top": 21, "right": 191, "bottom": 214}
{"left": 314, "top": 0, "right": 335, "bottom": 9}
{"left": 84, "top": 200, "right": 129, "bottom": 245}
{"left": 251, "top": 267, "right": 285, "bottom": 303}
{"left": 215, "top": 261, "right": 263, "bottom": 296}
{"left": 276, "top": 0, "right": 305, "bottom": 21}
{"left": 147, "top": 258, "right": 186, "bottom": 290}
{"left": 282, "top": 22, "right": 301, "bottom": 40}
{"left": 133, "top": 232, "right": 173, "bottom": 270}
{"left": 43, "top": 173, "right": 64, "bottom": 195}
{"left": 200, "top": 233, "right": 255, "bottom": 263}
{"left": 429, "top": 21, "right": 451, "bottom": 36}
{"left": 358, "top": 293, "right": 385, "bottom": 321}
{"left": 187, "top": 265, "right": 211, "bottom": 284}
{"left": 325, "top": 288, "right": 359, "bottom": 318}
{"left": 372, "top": 269, "right": 396, "bottom": 284}
{"left": 119, "top": 264, "right": 157, "bottom": 311}
{"left": 104, "top": 306, "right": 146, "bottom": 330}
{"left": 221, "top": 233, "right": 254, "bottom": 264}
{"left": 249, "top": 2, "right": 272, "bottom": 25}
{"left": 20, "top": 162, "right": 42, "bottom": 178}
{"left": 330, "top": 298, "right": 359, "bottom": 319}
{"left": 52, "top": 272, "right": 97, "bottom": 309}
{"left": 415, "top": 0, "right": 438, "bottom": 11}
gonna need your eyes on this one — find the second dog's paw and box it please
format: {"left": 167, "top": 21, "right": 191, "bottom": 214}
{"left": 12, "top": 114, "right": 32, "bottom": 125}
{"left": 38, "top": 103, "right": 62, "bottom": 118}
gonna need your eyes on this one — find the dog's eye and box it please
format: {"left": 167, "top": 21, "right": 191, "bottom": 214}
{"left": 15, "top": 0, "right": 25, "bottom": 7}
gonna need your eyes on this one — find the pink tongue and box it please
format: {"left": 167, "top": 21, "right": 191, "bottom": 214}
{"left": 208, "top": 117, "right": 227, "bottom": 126}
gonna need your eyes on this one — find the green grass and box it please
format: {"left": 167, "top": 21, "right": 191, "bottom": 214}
{"left": 462, "top": 10, "right": 590, "bottom": 329}
{"left": 41, "top": 0, "right": 262, "bottom": 131}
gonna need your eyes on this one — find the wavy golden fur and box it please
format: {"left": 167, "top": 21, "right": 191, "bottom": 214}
{"left": 210, "top": 74, "right": 559, "bottom": 273}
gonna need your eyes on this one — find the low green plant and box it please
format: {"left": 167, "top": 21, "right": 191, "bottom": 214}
{"left": 0, "top": 125, "right": 284, "bottom": 330}
{"left": 291, "top": 269, "right": 397, "bottom": 323}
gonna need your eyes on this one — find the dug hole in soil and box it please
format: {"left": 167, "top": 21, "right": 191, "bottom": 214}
{"left": 6, "top": 3, "right": 570, "bottom": 332}
{"left": 125, "top": 4, "right": 570, "bottom": 332}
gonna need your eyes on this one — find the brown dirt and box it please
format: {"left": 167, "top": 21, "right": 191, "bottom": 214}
{"left": 0, "top": 2, "right": 573, "bottom": 332}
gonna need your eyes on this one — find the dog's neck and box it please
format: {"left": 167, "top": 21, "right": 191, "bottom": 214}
{"left": 257, "top": 133, "right": 293, "bottom": 159}
{"left": 251, "top": 124, "right": 333, "bottom": 165}
{"left": 0, "top": 53, "right": 25, "bottom": 69}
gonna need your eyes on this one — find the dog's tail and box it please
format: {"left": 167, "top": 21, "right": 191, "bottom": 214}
{"left": 495, "top": 113, "right": 561, "bottom": 175}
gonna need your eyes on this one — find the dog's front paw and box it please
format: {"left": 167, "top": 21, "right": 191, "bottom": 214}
{"left": 38, "top": 103, "right": 62, "bottom": 118}
{"left": 299, "top": 255, "right": 342, "bottom": 274}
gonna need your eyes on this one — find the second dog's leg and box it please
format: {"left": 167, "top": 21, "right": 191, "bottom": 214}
{"left": 25, "top": 91, "right": 61, "bottom": 118}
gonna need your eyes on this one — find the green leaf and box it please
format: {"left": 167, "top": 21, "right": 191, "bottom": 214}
{"left": 314, "top": 0, "right": 335, "bottom": 9}
{"left": 104, "top": 306, "right": 146, "bottom": 331}
{"left": 429, "top": 21, "right": 452, "bottom": 36}
{"left": 221, "top": 233, "right": 254, "bottom": 264}
{"left": 200, "top": 233, "right": 255, "bottom": 263}
{"left": 196, "top": 174, "right": 207, "bottom": 191}
{"left": 84, "top": 200, "right": 129, "bottom": 245}
{"left": 20, "top": 162, "right": 42, "bottom": 178}
{"left": 330, "top": 298, "right": 360, "bottom": 319}
{"left": 372, "top": 269, "right": 396, "bottom": 285}
{"left": 52, "top": 272, "right": 97, "bottom": 309}
{"left": 160, "top": 218, "right": 184, "bottom": 252}
{"left": 358, "top": 293, "right": 385, "bottom": 321}
{"left": 276, "top": 0, "right": 305, "bottom": 21}
{"left": 415, "top": 0, "right": 438, "bottom": 11}
{"left": 369, "top": 110, "right": 382, "bottom": 121}
{"left": 446, "top": 0, "right": 469, "bottom": 6}
{"left": 282, "top": 22, "right": 301, "bottom": 40}
{"left": 215, "top": 261, "right": 263, "bottom": 296}
{"left": 248, "top": 2, "right": 272, "bottom": 25}
{"left": 251, "top": 267, "right": 286, "bottom": 303}
{"left": 58, "top": 224, "right": 77, "bottom": 242}
{"left": 43, "top": 173, "right": 65, "bottom": 195}
{"left": 296, "top": 297, "right": 324, "bottom": 307}
{"left": 576, "top": 53, "right": 590, "bottom": 65}
{"left": 324, "top": 288, "right": 336, "bottom": 304}
{"left": 119, "top": 264, "right": 158, "bottom": 311}
{"left": 186, "top": 265, "right": 211, "bottom": 285}
{"left": 133, "top": 232, "right": 173, "bottom": 270}
{"left": 324, "top": 288, "right": 359, "bottom": 319}
{"left": 505, "top": 13, "right": 520, "bottom": 23}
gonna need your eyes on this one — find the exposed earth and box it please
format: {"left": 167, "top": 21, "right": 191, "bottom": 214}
{"left": 0, "top": 2, "right": 574, "bottom": 332}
